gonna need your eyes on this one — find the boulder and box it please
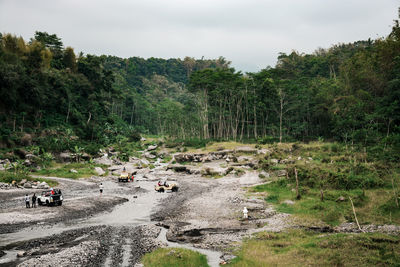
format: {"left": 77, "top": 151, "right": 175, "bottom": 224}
{"left": 70, "top": 169, "right": 78, "bottom": 173}
{"left": 17, "top": 251, "right": 26, "bottom": 257}
{"left": 147, "top": 145, "right": 158, "bottom": 151}
{"left": 283, "top": 200, "right": 295, "bottom": 205}
{"left": 140, "top": 159, "right": 150, "bottom": 165}
{"left": 19, "top": 179, "right": 27, "bottom": 185}
{"left": 336, "top": 196, "right": 346, "bottom": 202}
{"left": 20, "top": 133, "right": 33, "bottom": 146}
{"left": 93, "top": 157, "right": 113, "bottom": 166}
{"left": 275, "top": 170, "right": 287, "bottom": 177}
{"left": 144, "top": 152, "right": 156, "bottom": 159}
{"left": 259, "top": 171, "right": 270, "bottom": 178}
{"left": 15, "top": 148, "right": 28, "bottom": 159}
{"left": 94, "top": 167, "right": 105, "bottom": 176}
{"left": 58, "top": 152, "right": 72, "bottom": 163}
{"left": 270, "top": 159, "right": 279, "bottom": 164}
{"left": 23, "top": 182, "right": 33, "bottom": 188}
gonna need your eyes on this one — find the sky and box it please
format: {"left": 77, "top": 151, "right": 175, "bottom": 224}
{"left": 0, "top": 0, "right": 398, "bottom": 72}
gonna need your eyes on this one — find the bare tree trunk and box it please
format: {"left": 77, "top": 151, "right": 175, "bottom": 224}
{"left": 349, "top": 197, "right": 364, "bottom": 232}
{"left": 392, "top": 178, "right": 399, "bottom": 208}
{"left": 279, "top": 96, "right": 283, "bottom": 143}
{"left": 130, "top": 102, "right": 135, "bottom": 125}
{"left": 87, "top": 112, "right": 92, "bottom": 125}
{"left": 295, "top": 168, "right": 301, "bottom": 200}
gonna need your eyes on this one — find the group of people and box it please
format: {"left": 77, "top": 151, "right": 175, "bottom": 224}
{"left": 24, "top": 193, "right": 37, "bottom": 208}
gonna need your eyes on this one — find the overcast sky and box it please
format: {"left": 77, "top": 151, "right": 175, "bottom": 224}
{"left": 0, "top": 0, "right": 398, "bottom": 72}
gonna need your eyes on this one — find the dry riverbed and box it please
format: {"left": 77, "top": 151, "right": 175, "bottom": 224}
{"left": 0, "top": 150, "right": 287, "bottom": 266}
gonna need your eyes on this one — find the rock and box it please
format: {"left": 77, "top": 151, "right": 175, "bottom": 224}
{"left": 20, "top": 133, "right": 33, "bottom": 146}
{"left": 19, "top": 179, "right": 27, "bottom": 185}
{"left": 70, "top": 169, "right": 78, "bottom": 173}
{"left": 93, "top": 156, "right": 113, "bottom": 166}
{"left": 147, "top": 145, "right": 158, "bottom": 151}
{"left": 283, "top": 200, "right": 295, "bottom": 205}
{"left": 259, "top": 171, "right": 270, "bottom": 178}
{"left": 17, "top": 251, "right": 26, "bottom": 257}
{"left": 308, "top": 157, "right": 313, "bottom": 161}
{"left": 94, "top": 167, "right": 105, "bottom": 176}
{"left": 140, "top": 159, "right": 150, "bottom": 165}
{"left": 37, "top": 182, "right": 49, "bottom": 189}
{"left": 144, "top": 152, "right": 156, "bottom": 159}
{"left": 297, "top": 156, "right": 302, "bottom": 160}
{"left": 58, "top": 152, "right": 72, "bottom": 163}
{"left": 23, "top": 182, "right": 33, "bottom": 188}
{"left": 140, "top": 137, "right": 147, "bottom": 142}
{"left": 270, "top": 159, "right": 279, "bottom": 164}
{"left": 336, "top": 196, "right": 346, "bottom": 202}
{"left": 275, "top": 170, "right": 287, "bottom": 177}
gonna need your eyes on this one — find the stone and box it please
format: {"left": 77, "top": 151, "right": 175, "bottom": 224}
{"left": 144, "top": 152, "right": 156, "bottom": 159}
{"left": 140, "top": 159, "right": 150, "bottom": 165}
{"left": 58, "top": 152, "right": 72, "bottom": 163}
{"left": 336, "top": 196, "right": 346, "bottom": 202}
{"left": 270, "top": 159, "right": 279, "bottom": 164}
{"left": 275, "top": 170, "right": 287, "bottom": 177}
{"left": 17, "top": 251, "right": 26, "bottom": 257}
{"left": 23, "top": 182, "right": 33, "bottom": 188}
{"left": 147, "top": 145, "right": 158, "bottom": 151}
{"left": 297, "top": 156, "right": 302, "bottom": 160}
{"left": 259, "top": 171, "right": 270, "bottom": 178}
{"left": 70, "top": 169, "right": 78, "bottom": 173}
{"left": 283, "top": 200, "right": 295, "bottom": 205}
{"left": 140, "top": 137, "right": 147, "bottom": 142}
{"left": 19, "top": 179, "right": 27, "bottom": 185}
{"left": 94, "top": 167, "right": 105, "bottom": 176}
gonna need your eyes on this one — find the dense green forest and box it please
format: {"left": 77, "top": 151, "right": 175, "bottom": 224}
{"left": 1, "top": 14, "right": 399, "bottom": 160}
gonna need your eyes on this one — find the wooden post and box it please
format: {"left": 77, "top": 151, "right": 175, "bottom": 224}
{"left": 349, "top": 197, "right": 364, "bottom": 232}
{"left": 392, "top": 178, "right": 399, "bottom": 208}
{"left": 295, "top": 168, "right": 301, "bottom": 200}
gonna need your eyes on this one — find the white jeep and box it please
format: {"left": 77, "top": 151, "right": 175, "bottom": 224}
{"left": 37, "top": 189, "right": 63, "bottom": 206}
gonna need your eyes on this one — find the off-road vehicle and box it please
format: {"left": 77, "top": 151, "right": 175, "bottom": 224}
{"left": 155, "top": 181, "right": 179, "bottom": 192}
{"left": 37, "top": 189, "right": 63, "bottom": 206}
{"left": 119, "top": 172, "right": 129, "bottom": 182}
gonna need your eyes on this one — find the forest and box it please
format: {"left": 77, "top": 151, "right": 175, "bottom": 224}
{"left": 0, "top": 15, "right": 399, "bottom": 161}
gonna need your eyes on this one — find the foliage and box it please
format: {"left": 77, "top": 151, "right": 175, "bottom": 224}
{"left": 227, "top": 230, "right": 400, "bottom": 267}
{"left": 141, "top": 248, "right": 209, "bottom": 267}
{"left": 35, "top": 162, "right": 105, "bottom": 179}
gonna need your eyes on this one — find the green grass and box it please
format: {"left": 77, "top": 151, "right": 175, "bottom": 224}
{"left": 227, "top": 230, "right": 400, "bottom": 267}
{"left": 35, "top": 162, "right": 107, "bottom": 179}
{"left": 251, "top": 180, "right": 400, "bottom": 226}
{"left": 0, "top": 171, "right": 58, "bottom": 187}
{"left": 141, "top": 248, "right": 209, "bottom": 267}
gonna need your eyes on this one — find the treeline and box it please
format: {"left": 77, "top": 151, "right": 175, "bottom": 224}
{"left": 1, "top": 12, "right": 399, "bottom": 159}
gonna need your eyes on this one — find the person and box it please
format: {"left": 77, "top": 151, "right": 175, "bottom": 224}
{"left": 24, "top": 194, "right": 30, "bottom": 208}
{"left": 157, "top": 180, "right": 162, "bottom": 186}
{"left": 99, "top": 183, "right": 104, "bottom": 196}
{"left": 50, "top": 187, "right": 55, "bottom": 195}
{"left": 243, "top": 207, "right": 248, "bottom": 220}
{"left": 31, "top": 193, "right": 37, "bottom": 208}
{"left": 131, "top": 174, "right": 134, "bottom": 182}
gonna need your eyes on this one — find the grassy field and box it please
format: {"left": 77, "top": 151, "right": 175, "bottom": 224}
{"left": 141, "top": 248, "right": 209, "bottom": 267}
{"left": 35, "top": 162, "right": 107, "bottom": 179}
{"left": 227, "top": 230, "right": 400, "bottom": 267}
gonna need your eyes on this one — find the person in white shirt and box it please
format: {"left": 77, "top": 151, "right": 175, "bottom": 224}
{"left": 24, "top": 194, "right": 30, "bottom": 208}
{"left": 243, "top": 207, "right": 248, "bottom": 219}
